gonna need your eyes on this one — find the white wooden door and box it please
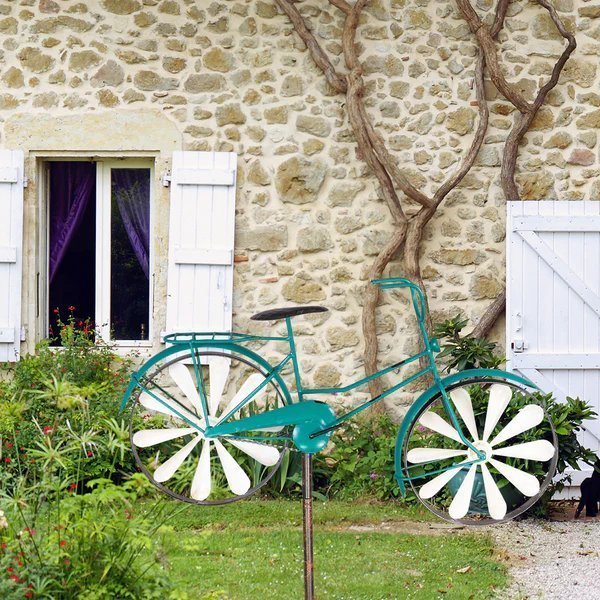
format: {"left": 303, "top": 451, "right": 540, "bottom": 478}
{"left": 0, "top": 150, "right": 24, "bottom": 362}
{"left": 507, "top": 201, "right": 600, "bottom": 488}
{"left": 165, "top": 151, "right": 237, "bottom": 337}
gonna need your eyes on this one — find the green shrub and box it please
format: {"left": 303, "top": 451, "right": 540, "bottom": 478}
{"left": 0, "top": 476, "right": 180, "bottom": 599}
{"left": 0, "top": 315, "right": 136, "bottom": 489}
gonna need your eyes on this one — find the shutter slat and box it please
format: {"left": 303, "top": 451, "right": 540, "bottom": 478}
{"left": 175, "top": 168, "right": 235, "bottom": 186}
{"left": 174, "top": 248, "right": 233, "bottom": 266}
{"left": 0, "top": 247, "right": 17, "bottom": 263}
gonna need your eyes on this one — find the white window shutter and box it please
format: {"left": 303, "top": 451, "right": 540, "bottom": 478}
{"left": 165, "top": 151, "right": 237, "bottom": 337}
{"left": 0, "top": 150, "right": 24, "bottom": 362}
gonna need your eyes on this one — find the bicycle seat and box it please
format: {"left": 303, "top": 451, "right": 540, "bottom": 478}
{"left": 250, "top": 306, "right": 328, "bottom": 321}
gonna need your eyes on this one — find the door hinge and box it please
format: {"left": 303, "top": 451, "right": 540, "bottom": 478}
{"left": 160, "top": 171, "right": 171, "bottom": 187}
{"left": 20, "top": 326, "right": 26, "bottom": 342}
{"left": 23, "top": 177, "right": 28, "bottom": 188}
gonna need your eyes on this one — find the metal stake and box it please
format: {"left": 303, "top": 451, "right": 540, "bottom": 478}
{"left": 302, "top": 453, "right": 314, "bottom": 600}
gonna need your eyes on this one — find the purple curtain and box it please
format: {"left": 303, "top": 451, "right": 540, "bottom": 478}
{"left": 113, "top": 169, "right": 150, "bottom": 279}
{"left": 49, "top": 162, "right": 95, "bottom": 283}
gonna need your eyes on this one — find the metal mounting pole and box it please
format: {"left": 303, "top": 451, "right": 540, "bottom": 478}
{"left": 302, "top": 453, "right": 314, "bottom": 600}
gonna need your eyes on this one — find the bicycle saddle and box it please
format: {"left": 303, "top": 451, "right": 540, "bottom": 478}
{"left": 250, "top": 306, "right": 328, "bottom": 321}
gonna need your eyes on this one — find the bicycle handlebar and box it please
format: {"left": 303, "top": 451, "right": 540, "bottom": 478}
{"left": 371, "top": 277, "right": 426, "bottom": 322}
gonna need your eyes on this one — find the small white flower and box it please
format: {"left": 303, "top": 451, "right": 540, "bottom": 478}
{"left": 0, "top": 509, "right": 8, "bottom": 529}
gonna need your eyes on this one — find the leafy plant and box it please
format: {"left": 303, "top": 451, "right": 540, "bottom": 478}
{"left": 434, "top": 317, "right": 504, "bottom": 371}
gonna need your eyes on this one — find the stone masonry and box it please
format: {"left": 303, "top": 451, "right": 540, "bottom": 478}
{"left": 1, "top": 0, "right": 600, "bottom": 414}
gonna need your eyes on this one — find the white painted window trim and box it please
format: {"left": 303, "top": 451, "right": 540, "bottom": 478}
{"left": 96, "top": 159, "right": 154, "bottom": 349}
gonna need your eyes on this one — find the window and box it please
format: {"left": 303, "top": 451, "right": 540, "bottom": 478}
{"left": 46, "top": 159, "right": 153, "bottom": 345}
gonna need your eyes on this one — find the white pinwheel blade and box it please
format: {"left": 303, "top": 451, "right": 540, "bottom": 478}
{"left": 489, "top": 404, "right": 544, "bottom": 447}
{"left": 493, "top": 439, "right": 555, "bottom": 462}
{"left": 418, "top": 411, "right": 464, "bottom": 444}
{"left": 133, "top": 427, "right": 196, "bottom": 448}
{"left": 419, "top": 465, "right": 464, "bottom": 500}
{"left": 191, "top": 440, "right": 212, "bottom": 501}
{"left": 489, "top": 457, "right": 540, "bottom": 497}
{"left": 450, "top": 387, "right": 479, "bottom": 441}
{"left": 214, "top": 439, "right": 251, "bottom": 495}
{"left": 482, "top": 384, "right": 513, "bottom": 442}
{"left": 209, "top": 357, "right": 230, "bottom": 417}
{"left": 219, "top": 373, "right": 267, "bottom": 420}
{"left": 480, "top": 463, "right": 507, "bottom": 520}
{"left": 407, "top": 447, "right": 467, "bottom": 464}
{"left": 227, "top": 438, "right": 280, "bottom": 466}
{"left": 154, "top": 435, "right": 202, "bottom": 482}
{"left": 169, "top": 362, "right": 203, "bottom": 413}
{"left": 140, "top": 392, "right": 204, "bottom": 428}
{"left": 448, "top": 464, "right": 477, "bottom": 520}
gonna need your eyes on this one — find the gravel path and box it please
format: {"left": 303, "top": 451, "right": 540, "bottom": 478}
{"left": 491, "top": 517, "right": 600, "bottom": 599}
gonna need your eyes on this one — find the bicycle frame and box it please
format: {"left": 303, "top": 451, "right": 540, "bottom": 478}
{"left": 206, "top": 278, "right": 486, "bottom": 459}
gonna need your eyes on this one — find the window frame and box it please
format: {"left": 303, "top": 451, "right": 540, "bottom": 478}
{"left": 39, "top": 156, "right": 155, "bottom": 351}
{"left": 96, "top": 159, "right": 154, "bottom": 348}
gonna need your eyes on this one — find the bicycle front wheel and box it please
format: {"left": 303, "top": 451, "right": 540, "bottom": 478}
{"left": 401, "top": 377, "right": 558, "bottom": 524}
{"left": 129, "top": 348, "right": 291, "bottom": 505}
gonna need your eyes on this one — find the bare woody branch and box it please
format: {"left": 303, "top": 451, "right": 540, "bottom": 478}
{"left": 327, "top": 0, "right": 351, "bottom": 16}
{"left": 500, "top": 0, "right": 576, "bottom": 200}
{"left": 275, "top": 0, "right": 348, "bottom": 93}
{"left": 456, "top": 0, "right": 532, "bottom": 113}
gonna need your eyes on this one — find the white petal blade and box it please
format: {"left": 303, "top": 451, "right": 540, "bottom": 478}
{"left": 169, "top": 362, "right": 202, "bottom": 413}
{"left": 191, "top": 440, "right": 212, "bottom": 501}
{"left": 418, "top": 411, "right": 464, "bottom": 444}
{"left": 450, "top": 387, "right": 479, "bottom": 441}
{"left": 407, "top": 448, "right": 467, "bottom": 464}
{"left": 154, "top": 435, "right": 202, "bottom": 482}
{"left": 133, "top": 427, "right": 196, "bottom": 448}
{"left": 489, "top": 458, "right": 540, "bottom": 497}
{"left": 448, "top": 464, "right": 477, "bottom": 520}
{"left": 419, "top": 466, "right": 463, "bottom": 500}
{"left": 219, "top": 373, "right": 267, "bottom": 420}
{"left": 140, "top": 392, "right": 204, "bottom": 428}
{"left": 214, "top": 439, "right": 251, "bottom": 495}
{"left": 489, "top": 405, "right": 544, "bottom": 447}
{"left": 482, "top": 384, "right": 513, "bottom": 442}
{"left": 493, "top": 440, "right": 555, "bottom": 462}
{"left": 208, "top": 357, "right": 230, "bottom": 417}
{"left": 227, "top": 438, "right": 280, "bottom": 466}
{"left": 480, "top": 463, "right": 507, "bottom": 520}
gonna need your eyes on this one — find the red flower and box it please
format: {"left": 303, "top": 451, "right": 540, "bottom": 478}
{"left": 5, "top": 442, "right": 13, "bottom": 448}
{"left": 43, "top": 426, "right": 53, "bottom": 435}
{"left": 68, "top": 305, "right": 76, "bottom": 312}
{"left": 60, "top": 540, "right": 67, "bottom": 547}
{"left": 7, "top": 566, "right": 13, "bottom": 573}
{"left": 53, "top": 308, "right": 59, "bottom": 314}
{"left": 86, "top": 451, "right": 93, "bottom": 457}
{"left": 25, "top": 592, "right": 33, "bottom": 598}
{"left": 4, "top": 457, "right": 9, "bottom": 463}
{"left": 69, "top": 483, "right": 77, "bottom": 491}
{"left": 64, "top": 559, "right": 70, "bottom": 566}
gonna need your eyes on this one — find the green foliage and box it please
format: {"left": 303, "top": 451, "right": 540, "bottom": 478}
{"left": 434, "top": 317, "right": 504, "bottom": 371}
{"left": 312, "top": 415, "right": 409, "bottom": 501}
{"left": 0, "top": 314, "right": 136, "bottom": 490}
{"left": 0, "top": 477, "right": 179, "bottom": 599}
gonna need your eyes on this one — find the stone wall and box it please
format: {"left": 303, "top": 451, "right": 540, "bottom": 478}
{"left": 1, "top": 0, "right": 600, "bottom": 414}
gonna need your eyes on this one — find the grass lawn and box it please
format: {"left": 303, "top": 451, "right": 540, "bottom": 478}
{"left": 155, "top": 499, "right": 507, "bottom": 599}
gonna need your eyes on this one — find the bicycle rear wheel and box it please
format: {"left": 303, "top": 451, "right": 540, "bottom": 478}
{"left": 129, "top": 348, "right": 291, "bottom": 505}
{"left": 401, "top": 377, "right": 558, "bottom": 524}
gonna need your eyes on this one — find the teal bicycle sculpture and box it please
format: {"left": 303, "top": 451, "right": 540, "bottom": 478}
{"left": 120, "top": 277, "right": 558, "bottom": 524}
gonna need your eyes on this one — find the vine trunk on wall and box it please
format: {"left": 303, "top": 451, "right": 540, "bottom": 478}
{"left": 274, "top": 0, "right": 576, "bottom": 407}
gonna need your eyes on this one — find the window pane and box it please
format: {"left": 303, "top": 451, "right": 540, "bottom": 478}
{"left": 48, "top": 161, "right": 96, "bottom": 345}
{"left": 110, "top": 168, "right": 150, "bottom": 340}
